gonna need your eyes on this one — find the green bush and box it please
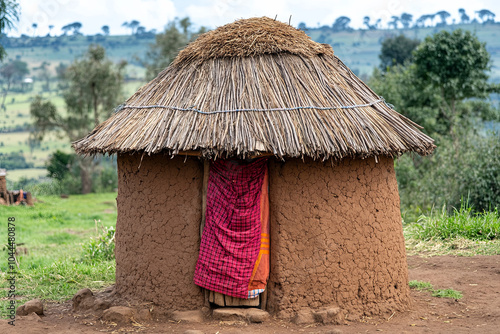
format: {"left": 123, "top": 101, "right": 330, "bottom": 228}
{"left": 81, "top": 221, "right": 115, "bottom": 263}
{"left": 396, "top": 130, "right": 500, "bottom": 218}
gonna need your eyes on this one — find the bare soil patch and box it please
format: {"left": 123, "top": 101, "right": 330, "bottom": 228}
{"left": 2, "top": 255, "right": 499, "bottom": 333}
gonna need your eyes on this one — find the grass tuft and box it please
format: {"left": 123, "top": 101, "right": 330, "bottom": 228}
{"left": 409, "top": 280, "right": 462, "bottom": 299}
{"left": 407, "top": 202, "right": 500, "bottom": 241}
{"left": 431, "top": 288, "right": 463, "bottom": 299}
{"left": 409, "top": 280, "right": 433, "bottom": 291}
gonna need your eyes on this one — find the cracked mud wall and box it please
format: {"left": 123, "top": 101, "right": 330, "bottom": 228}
{"left": 267, "top": 156, "right": 410, "bottom": 318}
{"left": 115, "top": 154, "right": 204, "bottom": 310}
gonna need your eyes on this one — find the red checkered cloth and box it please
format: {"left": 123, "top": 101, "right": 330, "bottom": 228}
{"left": 194, "top": 158, "right": 268, "bottom": 299}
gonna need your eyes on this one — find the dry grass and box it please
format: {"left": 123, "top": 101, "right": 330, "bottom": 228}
{"left": 73, "top": 17, "right": 435, "bottom": 160}
{"left": 173, "top": 17, "right": 332, "bottom": 65}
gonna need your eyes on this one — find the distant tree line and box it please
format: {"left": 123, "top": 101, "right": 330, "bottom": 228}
{"left": 298, "top": 8, "right": 497, "bottom": 32}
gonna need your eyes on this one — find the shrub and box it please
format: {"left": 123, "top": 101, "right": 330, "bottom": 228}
{"left": 81, "top": 220, "right": 115, "bottom": 263}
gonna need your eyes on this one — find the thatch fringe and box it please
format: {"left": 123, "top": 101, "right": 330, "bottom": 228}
{"left": 73, "top": 50, "right": 435, "bottom": 159}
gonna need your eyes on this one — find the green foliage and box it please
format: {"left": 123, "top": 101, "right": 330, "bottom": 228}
{"left": 396, "top": 132, "right": 500, "bottom": 214}
{"left": 409, "top": 280, "right": 463, "bottom": 299}
{"left": 458, "top": 134, "right": 500, "bottom": 211}
{"left": 142, "top": 17, "right": 207, "bottom": 80}
{"left": 30, "top": 96, "right": 59, "bottom": 139}
{"left": 408, "top": 203, "right": 500, "bottom": 241}
{"left": 60, "top": 44, "right": 126, "bottom": 133}
{"left": 431, "top": 289, "right": 463, "bottom": 299}
{"left": 370, "top": 66, "right": 444, "bottom": 136}
{"left": 0, "top": 59, "right": 29, "bottom": 107}
{"left": 0, "top": 0, "right": 19, "bottom": 60}
{"left": 92, "top": 159, "right": 118, "bottom": 193}
{"left": 31, "top": 45, "right": 126, "bottom": 142}
{"left": 408, "top": 280, "right": 433, "bottom": 290}
{"left": 81, "top": 220, "right": 115, "bottom": 263}
{"left": 371, "top": 29, "right": 500, "bottom": 214}
{"left": 30, "top": 45, "right": 126, "bottom": 193}
{"left": 0, "top": 151, "right": 34, "bottom": 169}
{"left": 414, "top": 29, "right": 491, "bottom": 104}
{"left": 46, "top": 150, "right": 75, "bottom": 181}
{"left": 379, "top": 35, "right": 420, "bottom": 70}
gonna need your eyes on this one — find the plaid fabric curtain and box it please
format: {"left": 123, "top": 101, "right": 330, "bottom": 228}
{"left": 194, "top": 158, "right": 268, "bottom": 298}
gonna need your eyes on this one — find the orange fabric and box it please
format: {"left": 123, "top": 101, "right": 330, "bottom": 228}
{"left": 248, "top": 168, "right": 270, "bottom": 291}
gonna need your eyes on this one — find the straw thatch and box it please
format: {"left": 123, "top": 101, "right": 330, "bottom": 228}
{"left": 73, "top": 17, "right": 435, "bottom": 160}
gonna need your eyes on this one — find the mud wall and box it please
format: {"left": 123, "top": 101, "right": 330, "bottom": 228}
{"left": 267, "top": 156, "right": 410, "bottom": 318}
{"left": 115, "top": 154, "right": 204, "bottom": 310}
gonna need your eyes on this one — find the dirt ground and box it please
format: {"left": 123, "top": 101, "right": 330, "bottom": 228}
{"left": 2, "top": 255, "right": 499, "bottom": 334}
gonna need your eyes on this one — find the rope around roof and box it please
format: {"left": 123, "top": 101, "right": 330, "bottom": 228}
{"left": 114, "top": 98, "right": 393, "bottom": 115}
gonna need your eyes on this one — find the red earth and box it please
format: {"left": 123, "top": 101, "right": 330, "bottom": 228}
{"left": 2, "top": 255, "right": 499, "bottom": 334}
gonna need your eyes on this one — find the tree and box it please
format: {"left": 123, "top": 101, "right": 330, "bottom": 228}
{"left": 297, "top": 22, "right": 306, "bottom": 30}
{"left": 458, "top": 8, "right": 470, "bottom": 24}
{"left": 0, "top": 59, "right": 29, "bottom": 107}
{"left": 32, "top": 23, "right": 38, "bottom": 37}
{"left": 128, "top": 20, "right": 140, "bottom": 34}
{"left": 331, "top": 16, "right": 351, "bottom": 32}
{"left": 435, "top": 11, "right": 451, "bottom": 25}
{"left": 388, "top": 16, "right": 399, "bottom": 29}
{"left": 0, "top": 0, "right": 19, "bottom": 61}
{"left": 136, "top": 26, "right": 146, "bottom": 35}
{"left": 141, "top": 17, "right": 207, "bottom": 80}
{"left": 30, "top": 45, "right": 126, "bottom": 193}
{"left": 71, "top": 22, "right": 82, "bottom": 34}
{"left": 413, "top": 29, "right": 491, "bottom": 146}
{"left": 62, "top": 22, "right": 82, "bottom": 35}
{"left": 101, "top": 25, "right": 110, "bottom": 36}
{"left": 48, "top": 24, "right": 54, "bottom": 36}
{"left": 400, "top": 13, "right": 413, "bottom": 29}
{"left": 363, "top": 16, "right": 376, "bottom": 30}
{"left": 61, "top": 24, "right": 71, "bottom": 35}
{"left": 379, "top": 35, "right": 420, "bottom": 70}
{"left": 46, "top": 150, "right": 75, "bottom": 181}
{"left": 122, "top": 20, "right": 140, "bottom": 35}
{"left": 427, "top": 13, "right": 436, "bottom": 26}
{"left": 476, "top": 9, "right": 496, "bottom": 23}
{"left": 34, "top": 61, "right": 51, "bottom": 91}
{"left": 415, "top": 15, "right": 427, "bottom": 28}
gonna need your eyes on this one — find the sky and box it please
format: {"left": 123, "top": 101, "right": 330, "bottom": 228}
{"left": 10, "top": 0, "right": 500, "bottom": 37}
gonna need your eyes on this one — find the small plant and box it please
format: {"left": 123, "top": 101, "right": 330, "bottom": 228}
{"left": 409, "top": 280, "right": 462, "bottom": 299}
{"left": 408, "top": 280, "right": 433, "bottom": 291}
{"left": 432, "top": 288, "right": 463, "bottom": 299}
{"left": 81, "top": 219, "right": 115, "bottom": 262}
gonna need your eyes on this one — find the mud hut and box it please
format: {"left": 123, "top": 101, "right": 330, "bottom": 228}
{"left": 73, "top": 17, "right": 435, "bottom": 319}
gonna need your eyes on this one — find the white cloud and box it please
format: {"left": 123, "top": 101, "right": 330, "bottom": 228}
{"left": 16, "top": 0, "right": 176, "bottom": 36}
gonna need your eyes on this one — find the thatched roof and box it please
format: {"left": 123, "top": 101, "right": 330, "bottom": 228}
{"left": 73, "top": 17, "right": 435, "bottom": 160}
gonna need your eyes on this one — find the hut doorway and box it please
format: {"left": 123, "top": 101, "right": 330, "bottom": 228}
{"left": 198, "top": 158, "right": 270, "bottom": 309}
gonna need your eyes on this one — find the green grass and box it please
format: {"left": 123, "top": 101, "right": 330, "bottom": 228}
{"left": 0, "top": 193, "right": 117, "bottom": 318}
{"left": 431, "top": 289, "right": 463, "bottom": 299}
{"left": 404, "top": 203, "right": 500, "bottom": 256}
{"left": 409, "top": 280, "right": 463, "bottom": 299}
{"left": 406, "top": 203, "right": 500, "bottom": 241}
{"left": 408, "top": 280, "right": 433, "bottom": 290}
